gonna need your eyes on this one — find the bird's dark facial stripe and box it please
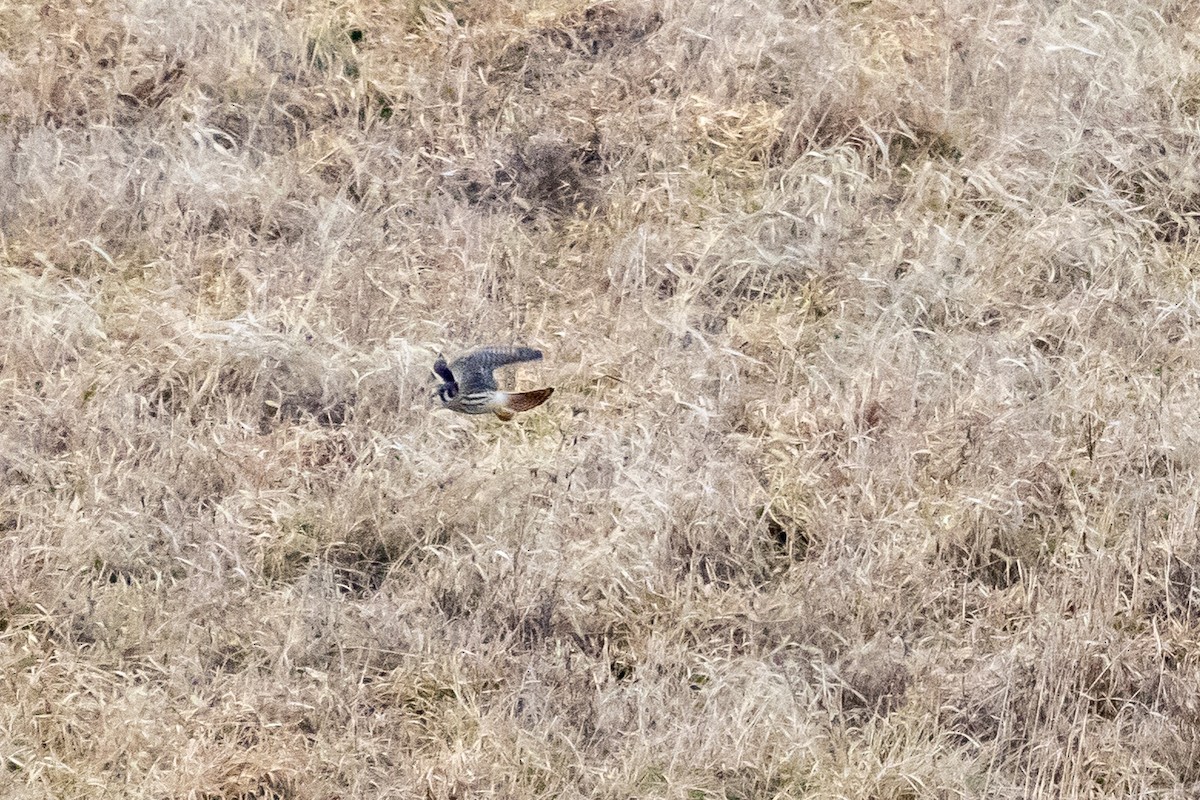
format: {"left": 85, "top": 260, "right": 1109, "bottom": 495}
{"left": 437, "top": 382, "right": 458, "bottom": 401}
{"left": 432, "top": 356, "right": 455, "bottom": 384}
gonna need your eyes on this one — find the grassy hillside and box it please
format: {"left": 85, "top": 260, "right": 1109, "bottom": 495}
{"left": 2, "top": 0, "right": 1200, "bottom": 797}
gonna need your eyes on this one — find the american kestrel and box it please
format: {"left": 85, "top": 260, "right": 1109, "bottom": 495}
{"left": 432, "top": 346, "right": 554, "bottom": 421}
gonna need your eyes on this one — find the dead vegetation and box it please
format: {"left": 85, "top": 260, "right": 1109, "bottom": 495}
{"left": 2, "top": 0, "right": 1200, "bottom": 797}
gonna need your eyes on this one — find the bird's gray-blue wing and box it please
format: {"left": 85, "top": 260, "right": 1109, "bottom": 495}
{"left": 451, "top": 347, "right": 544, "bottom": 393}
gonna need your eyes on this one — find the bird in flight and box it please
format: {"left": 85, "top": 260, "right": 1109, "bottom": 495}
{"left": 432, "top": 346, "right": 554, "bottom": 421}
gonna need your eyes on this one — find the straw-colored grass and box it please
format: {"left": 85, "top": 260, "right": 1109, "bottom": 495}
{"left": 2, "top": 0, "right": 1200, "bottom": 797}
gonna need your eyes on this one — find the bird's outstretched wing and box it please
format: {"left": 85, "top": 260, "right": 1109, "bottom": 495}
{"left": 451, "top": 347, "right": 544, "bottom": 393}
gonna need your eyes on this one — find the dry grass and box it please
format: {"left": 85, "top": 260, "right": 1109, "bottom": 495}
{"left": 2, "top": 0, "right": 1200, "bottom": 797}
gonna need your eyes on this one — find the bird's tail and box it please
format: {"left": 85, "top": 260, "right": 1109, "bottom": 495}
{"left": 494, "top": 388, "right": 554, "bottom": 420}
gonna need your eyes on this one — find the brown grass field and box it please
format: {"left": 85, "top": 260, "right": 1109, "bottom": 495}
{"left": 3, "top": 0, "right": 1200, "bottom": 797}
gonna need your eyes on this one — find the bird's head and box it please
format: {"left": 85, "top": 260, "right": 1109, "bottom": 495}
{"left": 432, "top": 354, "right": 458, "bottom": 406}
{"left": 435, "top": 381, "right": 458, "bottom": 405}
